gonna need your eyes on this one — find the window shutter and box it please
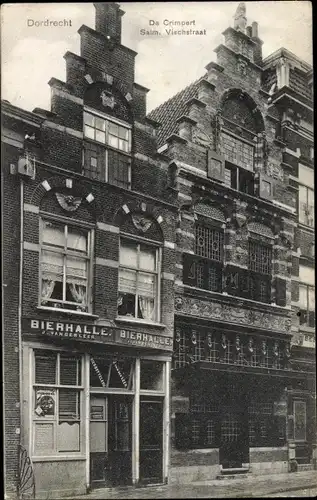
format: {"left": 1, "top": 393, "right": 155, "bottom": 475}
{"left": 259, "top": 174, "right": 274, "bottom": 201}
{"left": 183, "top": 253, "right": 197, "bottom": 287}
{"left": 275, "top": 277, "right": 287, "bottom": 306}
{"left": 207, "top": 149, "right": 225, "bottom": 182}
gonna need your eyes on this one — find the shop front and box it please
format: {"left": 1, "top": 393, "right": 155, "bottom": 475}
{"left": 21, "top": 318, "right": 172, "bottom": 498}
{"left": 170, "top": 321, "right": 310, "bottom": 483}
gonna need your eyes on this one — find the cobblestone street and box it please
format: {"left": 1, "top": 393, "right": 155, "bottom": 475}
{"left": 68, "top": 471, "right": 317, "bottom": 500}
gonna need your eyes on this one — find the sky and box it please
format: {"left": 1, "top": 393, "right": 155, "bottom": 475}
{"left": 1, "top": 2, "right": 313, "bottom": 114}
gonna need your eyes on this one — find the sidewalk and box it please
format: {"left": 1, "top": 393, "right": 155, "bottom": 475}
{"left": 69, "top": 471, "right": 317, "bottom": 499}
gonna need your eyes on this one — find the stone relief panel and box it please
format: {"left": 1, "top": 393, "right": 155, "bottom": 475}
{"left": 175, "top": 296, "right": 291, "bottom": 333}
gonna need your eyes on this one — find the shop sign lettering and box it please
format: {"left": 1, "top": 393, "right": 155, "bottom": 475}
{"left": 22, "top": 319, "right": 173, "bottom": 351}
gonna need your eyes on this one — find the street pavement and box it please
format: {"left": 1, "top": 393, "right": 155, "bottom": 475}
{"left": 68, "top": 471, "right": 317, "bottom": 499}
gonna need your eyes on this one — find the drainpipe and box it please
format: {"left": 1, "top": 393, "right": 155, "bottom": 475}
{"left": 18, "top": 178, "right": 24, "bottom": 442}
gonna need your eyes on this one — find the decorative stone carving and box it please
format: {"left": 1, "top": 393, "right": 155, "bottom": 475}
{"left": 261, "top": 340, "right": 267, "bottom": 356}
{"left": 267, "top": 162, "right": 284, "bottom": 182}
{"left": 174, "top": 296, "right": 291, "bottom": 333}
{"left": 175, "top": 297, "right": 183, "bottom": 310}
{"left": 234, "top": 3, "right": 247, "bottom": 33}
{"left": 247, "top": 337, "right": 254, "bottom": 354}
{"left": 101, "top": 90, "right": 116, "bottom": 109}
{"left": 131, "top": 214, "right": 153, "bottom": 233}
{"left": 192, "top": 126, "right": 211, "bottom": 147}
{"left": 55, "top": 193, "right": 82, "bottom": 212}
{"left": 237, "top": 59, "right": 248, "bottom": 76}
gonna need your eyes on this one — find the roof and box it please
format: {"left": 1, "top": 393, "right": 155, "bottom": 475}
{"left": 148, "top": 75, "right": 206, "bottom": 148}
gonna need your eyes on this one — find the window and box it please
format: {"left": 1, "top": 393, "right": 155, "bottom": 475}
{"left": 83, "top": 143, "right": 131, "bottom": 189}
{"left": 248, "top": 241, "right": 272, "bottom": 275}
{"left": 299, "top": 185, "right": 314, "bottom": 227}
{"left": 183, "top": 224, "right": 223, "bottom": 292}
{"left": 222, "top": 132, "right": 254, "bottom": 172}
{"left": 118, "top": 239, "right": 160, "bottom": 322}
{"left": 299, "top": 284, "right": 315, "bottom": 327}
{"left": 293, "top": 401, "right": 306, "bottom": 441}
{"left": 40, "top": 220, "right": 92, "bottom": 312}
{"left": 83, "top": 111, "right": 132, "bottom": 189}
{"left": 224, "top": 163, "right": 255, "bottom": 195}
{"left": 298, "top": 165, "right": 314, "bottom": 227}
{"left": 33, "top": 350, "right": 83, "bottom": 456}
{"left": 247, "top": 240, "right": 272, "bottom": 303}
{"left": 84, "top": 112, "right": 131, "bottom": 153}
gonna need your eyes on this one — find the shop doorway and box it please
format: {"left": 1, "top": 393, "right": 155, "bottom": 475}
{"left": 90, "top": 395, "right": 132, "bottom": 488}
{"left": 139, "top": 398, "right": 163, "bottom": 484}
{"left": 219, "top": 404, "right": 249, "bottom": 469}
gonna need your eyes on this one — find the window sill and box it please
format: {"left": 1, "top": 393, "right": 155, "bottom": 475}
{"left": 37, "top": 306, "right": 99, "bottom": 319}
{"left": 32, "top": 454, "right": 86, "bottom": 462}
{"left": 299, "top": 325, "right": 315, "bottom": 333}
{"left": 298, "top": 222, "right": 315, "bottom": 232}
{"left": 115, "top": 317, "right": 166, "bottom": 329}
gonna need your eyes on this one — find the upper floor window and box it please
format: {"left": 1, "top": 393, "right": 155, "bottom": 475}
{"left": 298, "top": 165, "right": 314, "bottom": 228}
{"left": 117, "top": 239, "right": 161, "bottom": 323}
{"left": 299, "top": 264, "right": 315, "bottom": 328}
{"left": 221, "top": 132, "right": 255, "bottom": 195}
{"left": 40, "top": 220, "right": 92, "bottom": 313}
{"left": 84, "top": 112, "right": 131, "bottom": 153}
{"left": 248, "top": 240, "right": 272, "bottom": 275}
{"left": 183, "top": 223, "right": 224, "bottom": 292}
{"left": 83, "top": 111, "right": 132, "bottom": 189}
{"left": 222, "top": 132, "right": 254, "bottom": 171}
{"left": 246, "top": 240, "right": 272, "bottom": 303}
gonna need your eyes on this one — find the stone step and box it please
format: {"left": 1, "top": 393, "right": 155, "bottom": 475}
{"left": 217, "top": 472, "right": 250, "bottom": 480}
{"left": 297, "top": 463, "right": 314, "bottom": 471}
{"left": 221, "top": 467, "right": 250, "bottom": 475}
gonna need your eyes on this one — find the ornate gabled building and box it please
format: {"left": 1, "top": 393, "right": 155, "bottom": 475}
{"left": 1, "top": 2, "right": 315, "bottom": 499}
{"left": 2, "top": 3, "right": 177, "bottom": 498}
{"left": 149, "top": 1, "right": 315, "bottom": 485}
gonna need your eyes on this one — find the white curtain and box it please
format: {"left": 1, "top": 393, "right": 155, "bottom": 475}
{"left": 138, "top": 272, "right": 155, "bottom": 320}
{"left": 139, "top": 297, "right": 155, "bottom": 321}
{"left": 69, "top": 284, "right": 86, "bottom": 306}
{"left": 41, "top": 279, "right": 55, "bottom": 304}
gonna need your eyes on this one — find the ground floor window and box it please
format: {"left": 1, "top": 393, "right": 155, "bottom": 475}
{"left": 33, "top": 350, "right": 84, "bottom": 456}
{"left": 174, "top": 397, "right": 286, "bottom": 450}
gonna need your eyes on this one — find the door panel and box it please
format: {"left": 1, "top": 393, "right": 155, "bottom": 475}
{"left": 139, "top": 398, "right": 163, "bottom": 484}
{"left": 219, "top": 404, "right": 249, "bottom": 469}
{"left": 90, "top": 396, "right": 132, "bottom": 488}
{"left": 108, "top": 397, "right": 132, "bottom": 486}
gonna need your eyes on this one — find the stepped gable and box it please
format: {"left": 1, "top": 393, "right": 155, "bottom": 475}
{"left": 148, "top": 75, "right": 206, "bottom": 148}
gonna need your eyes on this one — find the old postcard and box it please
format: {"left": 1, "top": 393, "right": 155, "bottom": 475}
{"left": 1, "top": 2, "right": 315, "bottom": 499}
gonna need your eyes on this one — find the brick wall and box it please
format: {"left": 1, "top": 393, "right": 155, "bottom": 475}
{"left": 2, "top": 144, "right": 22, "bottom": 495}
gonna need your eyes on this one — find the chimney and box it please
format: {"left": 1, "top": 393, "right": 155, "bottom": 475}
{"left": 246, "top": 26, "right": 252, "bottom": 37}
{"left": 251, "top": 21, "right": 263, "bottom": 65}
{"left": 94, "top": 2, "right": 125, "bottom": 44}
{"left": 251, "top": 21, "right": 258, "bottom": 38}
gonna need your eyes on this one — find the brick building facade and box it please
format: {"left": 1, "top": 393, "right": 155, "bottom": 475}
{"left": 1, "top": 2, "right": 315, "bottom": 499}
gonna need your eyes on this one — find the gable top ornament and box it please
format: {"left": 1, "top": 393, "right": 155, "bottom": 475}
{"left": 234, "top": 2, "right": 247, "bottom": 33}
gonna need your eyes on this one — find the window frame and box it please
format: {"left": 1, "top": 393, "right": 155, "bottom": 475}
{"left": 298, "top": 184, "right": 314, "bottom": 228}
{"left": 32, "top": 349, "right": 85, "bottom": 458}
{"left": 117, "top": 235, "right": 162, "bottom": 324}
{"left": 83, "top": 108, "right": 132, "bottom": 153}
{"left": 298, "top": 283, "right": 315, "bottom": 328}
{"left": 38, "top": 215, "right": 94, "bottom": 315}
{"left": 83, "top": 108, "right": 132, "bottom": 189}
{"left": 221, "top": 131, "right": 255, "bottom": 173}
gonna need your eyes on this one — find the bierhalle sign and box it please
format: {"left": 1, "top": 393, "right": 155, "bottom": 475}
{"left": 22, "top": 318, "right": 173, "bottom": 352}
